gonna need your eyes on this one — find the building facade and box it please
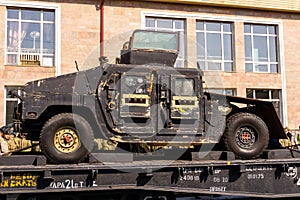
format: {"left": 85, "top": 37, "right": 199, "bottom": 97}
{"left": 0, "top": 0, "right": 300, "bottom": 129}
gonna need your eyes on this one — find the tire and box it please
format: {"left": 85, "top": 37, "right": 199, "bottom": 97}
{"left": 223, "top": 112, "right": 269, "bottom": 159}
{"left": 40, "top": 113, "right": 94, "bottom": 163}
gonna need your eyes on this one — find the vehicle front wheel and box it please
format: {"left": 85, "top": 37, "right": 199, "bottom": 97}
{"left": 40, "top": 113, "right": 94, "bottom": 163}
{"left": 223, "top": 112, "right": 269, "bottom": 159}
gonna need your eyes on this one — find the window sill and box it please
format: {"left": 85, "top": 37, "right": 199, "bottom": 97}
{"left": 202, "top": 69, "right": 237, "bottom": 73}
{"left": 245, "top": 71, "right": 280, "bottom": 74}
{"left": 4, "top": 64, "right": 55, "bottom": 68}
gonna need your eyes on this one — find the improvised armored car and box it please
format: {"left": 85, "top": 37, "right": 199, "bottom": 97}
{"left": 10, "top": 29, "right": 286, "bottom": 163}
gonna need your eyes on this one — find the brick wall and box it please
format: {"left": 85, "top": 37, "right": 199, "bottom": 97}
{"left": 144, "top": 0, "right": 300, "bottom": 12}
{"left": 60, "top": 0, "right": 100, "bottom": 74}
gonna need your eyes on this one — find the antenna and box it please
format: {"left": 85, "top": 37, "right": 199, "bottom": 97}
{"left": 74, "top": 60, "right": 92, "bottom": 94}
{"left": 75, "top": 60, "right": 79, "bottom": 71}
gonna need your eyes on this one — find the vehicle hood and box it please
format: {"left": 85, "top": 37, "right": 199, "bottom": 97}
{"left": 24, "top": 66, "right": 103, "bottom": 95}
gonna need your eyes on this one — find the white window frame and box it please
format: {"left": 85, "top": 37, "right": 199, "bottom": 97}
{"left": 196, "top": 21, "right": 234, "bottom": 71}
{"left": 244, "top": 23, "right": 279, "bottom": 73}
{"left": 6, "top": 8, "right": 55, "bottom": 66}
{"left": 2, "top": 1, "right": 61, "bottom": 75}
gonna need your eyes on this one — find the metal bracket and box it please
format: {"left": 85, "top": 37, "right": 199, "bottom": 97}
{"left": 0, "top": 171, "right": 3, "bottom": 183}
{"left": 43, "top": 170, "right": 54, "bottom": 180}
{"left": 91, "top": 169, "right": 98, "bottom": 181}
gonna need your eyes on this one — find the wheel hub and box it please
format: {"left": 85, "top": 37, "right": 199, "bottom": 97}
{"left": 54, "top": 127, "right": 80, "bottom": 153}
{"left": 235, "top": 127, "right": 256, "bottom": 149}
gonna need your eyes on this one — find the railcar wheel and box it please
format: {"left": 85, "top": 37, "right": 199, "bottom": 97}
{"left": 224, "top": 112, "right": 269, "bottom": 159}
{"left": 40, "top": 113, "right": 94, "bottom": 163}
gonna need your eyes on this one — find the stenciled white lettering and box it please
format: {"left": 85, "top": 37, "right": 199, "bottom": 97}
{"left": 210, "top": 186, "right": 226, "bottom": 192}
{"left": 244, "top": 165, "right": 272, "bottom": 172}
{"left": 50, "top": 179, "right": 85, "bottom": 189}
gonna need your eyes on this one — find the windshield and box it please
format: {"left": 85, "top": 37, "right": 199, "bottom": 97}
{"left": 131, "top": 30, "right": 178, "bottom": 52}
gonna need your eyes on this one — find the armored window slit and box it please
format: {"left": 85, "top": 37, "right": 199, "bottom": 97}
{"left": 172, "top": 96, "right": 198, "bottom": 108}
{"left": 121, "top": 94, "right": 150, "bottom": 107}
{"left": 125, "top": 98, "right": 146, "bottom": 104}
{"left": 175, "top": 100, "right": 196, "bottom": 106}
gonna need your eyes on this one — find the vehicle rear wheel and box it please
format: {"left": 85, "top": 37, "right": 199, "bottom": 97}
{"left": 223, "top": 112, "right": 269, "bottom": 159}
{"left": 40, "top": 113, "right": 94, "bottom": 163}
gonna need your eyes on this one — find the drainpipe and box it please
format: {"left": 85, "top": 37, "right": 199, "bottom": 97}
{"left": 100, "top": 0, "right": 105, "bottom": 58}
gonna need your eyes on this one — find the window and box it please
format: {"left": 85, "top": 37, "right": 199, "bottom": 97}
{"left": 124, "top": 75, "right": 147, "bottom": 94}
{"left": 145, "top": 17, "right": 185, "bottom": 68}
{"left": 244, "top": 24, "right": 278, "bottom": 73}
{"left": 174, "top": 78, "right": 195, "bottom": 96}
{"left": 6, "top": 8, "right": 55, "bottom": 66}
{"left": 206, "top": 88, "right": 236, "bottom": 96}
{"left": 246, "top": 89, "right": 281, "bottom": 117}
{"left": 5, "top": 86, "right": 23, "bottom": 124}
{"left": 196, "top": 21, "right": 233, "bottom": 71}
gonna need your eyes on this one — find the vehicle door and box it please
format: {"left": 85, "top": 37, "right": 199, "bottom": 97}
{"left": 157, "top": 68, "right": 203, "bottom": 135}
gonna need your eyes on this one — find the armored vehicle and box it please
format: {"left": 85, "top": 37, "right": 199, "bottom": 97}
{"left": 11, "top": 29, "right": 286, "bottom": 163}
